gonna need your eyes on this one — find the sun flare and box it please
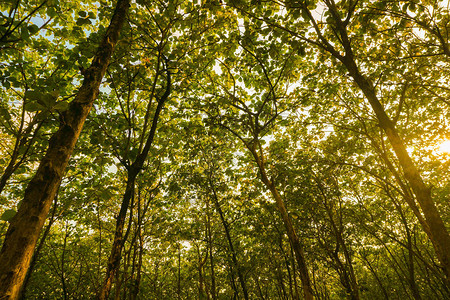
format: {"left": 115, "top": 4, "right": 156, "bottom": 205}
{"left": 439, "top": 140, "right": 450, "bottom": 154}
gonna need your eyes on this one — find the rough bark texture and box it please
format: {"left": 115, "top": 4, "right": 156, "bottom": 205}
{"left": 0, "top": 1, "right": 130, "bottom": 298}
{"left": 248, "top": 144, "right": 314, "bottom": 300}
{"left": 19, "top": 192, "right": 59, "bottom": 300}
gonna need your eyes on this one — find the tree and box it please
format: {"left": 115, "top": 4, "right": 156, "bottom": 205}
{"left": 0, "top": 0, "right": 130, "bottom": 297}
{"left": 1, "top": 1, "right": 449, "bottom": 298}
{"left": 231, "top": 0, "right": 450, "bottom": 284}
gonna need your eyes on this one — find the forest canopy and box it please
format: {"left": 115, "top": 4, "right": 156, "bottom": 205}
{"left": 0, "top": 0, "right": 449, "bottom": 299}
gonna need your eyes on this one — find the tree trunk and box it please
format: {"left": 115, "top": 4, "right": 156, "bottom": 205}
{"left": 320, "top": 2, "right": 450, "bottom": 282}
{"left": 130, "top": 191, "right": 144, "bottom": 300}
{"left": 0, "top": 1, "right": 130, "bottom": 298}
{"left": 20, "top": 191, "right": 59, "bottom": 299}
{"left": 98, "top": 170, "right": 137, "bottom": 300}
{"left": 346, "top": 59, "right": 450, "bottom": 283}
{"left": 98, "top": 64, "right": 170, "bottom": 299}
{"left": 248, "top": 144, "right": 314, "bottom": 300}
{"left": 177, "top": 243, "right": 182, "bottom": 300}
{"left": 208, "top": 177, "right": 249, "bottom": 300}
{"left": 206, "top": 198, "right": 217, "bottom": 300}
{"left": 300, "top": 1, "right": 450, "bottom": 284}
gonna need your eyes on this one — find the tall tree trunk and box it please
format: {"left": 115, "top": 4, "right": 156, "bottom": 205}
{"left": 208, "top": 177, "right": 249, "bottom": 300}
{"left": 316, "top": 179, "right": 360, "bottom": 300}
{"left": 20, "top": 191, "right": 59, "bottom": 299}
{"left": 196, "top": 243, "right": 208, "bottom": 300}
{"left": 0, "top": 1, "right": 130, "bottom": 298}
{"left": 312, "top": 2, "right": 450, "bottom": 282}
{"left": 98, "top": 170, "right": 137, "bottom": 300}
{"left": 278, "top": 233, "right": 296, "bottom": 300}
{"left": 206, "top": 198, "right": 217, "bottom": 300}
{"left": 290, "top": 244, "right": 301, "bottom": 300}
{"left": 345, "top": 59, "right": 450, "bottom": 282}
{"left": 60, "top": 227, "right": 69, "bottom": 300}
{"left": 247, "top": 143, "right": 314, "bottom": 300}
{"left": 98, "top": 64, "right": 170, "bottom": 300}
{"left": 130, "top": 191, "right": 144, "bottom": 300}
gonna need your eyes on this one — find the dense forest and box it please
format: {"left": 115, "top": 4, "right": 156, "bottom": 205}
{"left": 0, "top": 0, "right": 449, "bottom": 299}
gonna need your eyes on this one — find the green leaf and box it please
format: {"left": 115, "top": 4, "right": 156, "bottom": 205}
{"left": 21, "top": 27, "right": 30, "bottom": 40}
{"left": 101, "top": 190, "right": 113, "bottom": 200}
{"left": 41, "top": 93, "right": 57, "bottom": 108}
{"left": 1, "top": 209, "right": 16, "bottom": 222}
{"left": 53, "top": 101, "right": 69, "bottom": 112}
{"left": 47, "top": 7, "right": 57, "bottom": 18}
{"left": 78, "top": 11, "right": 87, "bottom": 18}
{"left": 0, "top": 107, "right": 11, "bottom": 120}
{"left": 25, "top": 90, "right": 43, "bottom": 101}
{"left": 27, "top": 24, "right": 39, "bottom": 35}
{"left": 25, "top": 102, "right": 45, "bottom": 112}
{"left": 76, "top": 17, "right": 92, "bottom": 26}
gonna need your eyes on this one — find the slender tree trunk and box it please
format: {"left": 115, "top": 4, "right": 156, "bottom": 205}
{"left": 290, "top": 244, "right": 301, "bottom": 300}
{"left": 0, "top": 1, "right": 130, "bottom": 298}
{"left": 386, "top": 189, "right": 422, "bottom": 300}
{"left": 344, "top": 58, "right": 450, "bottom": 282}
{"left": 196, "top": 243, "right": 208, "bottom": 300}
{"left": 312, "top": 3, "right": 450, "bottom": 282}
{"left": 61, "top": 227, "right": 69, "bottom": 300}
{"left": 206, "top": 199, "right": 217, "bottom": 300}
{"left": 276, "top": 262, "right": 289, "bottom": 300}
{"left": 98, "top": 61, "right": 170, "bottom": 300}
{"left": 130, "top": 191, "right": 144, "bottom": 300}
{"left": 98, "top": 170, "right": 137, "bottom": 300}
{"left": 278, "top": 234, "right": 296, "bottom": 300}
{"left": 208, "top": 177, "right": 249, "bottom": 300}
{"left": 360, "top": 254, "right": 389, "bottom": 299}
{"left": 248, "top": 144, "right": 314, "bottom": 300}
{"left": 255, "top": 276, "right": 266, "bottom": 300}
{"left": 0, "top": 109, "right": 41, "bottom": 194}
{"left": 177, "top": 243, "right": 182, "bottom": 300}
{"left": 316, "top": 180, "right": 359, "bottom": 300}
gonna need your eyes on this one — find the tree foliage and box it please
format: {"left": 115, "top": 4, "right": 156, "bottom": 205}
{"left": 0, "top": 0, "right": 449, "bottom": 299}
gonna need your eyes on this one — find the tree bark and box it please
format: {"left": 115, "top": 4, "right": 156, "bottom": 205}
{"left": 98, "top": 60, "right": 170, "bottom": 300}
{"left": 247, "top": 143, "right": 314, "bottom": 300}
{"left": 303, "top": 1, "right": 450, "bottom": 283}
{"left": 345, "top": 59, "right": 450, "bottom": 282}
{"left": 0, "top": 1, "right": 130, "bottom": 298}
{"left": 208, "top": 177, "right": 249, "bottom": 300}
{"left": 19, "top": 191, "right": 59, "bottom": 299}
